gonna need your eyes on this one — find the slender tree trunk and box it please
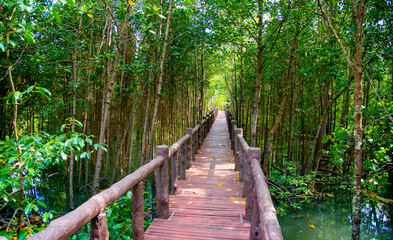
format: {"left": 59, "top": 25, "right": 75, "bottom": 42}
{"left": 263, "top": 30, "right": 298, "bottom": 173}
{"left": 69, "top": 13, "right": 83, "bottom": 210}
{"left": 318, "top": 1, "right": 365, "bottom": 238}
{"left": 351, "top": 3, "right": 365, "bottom": 238}
{"left": 199, "top": 43, "right": 205, "bottom": 118}
{"left": 81, "top": 17, "right": 94, "bottom": 189}
{"left": 194, "top": 43, "right": 198, "bottom": 127}
{"left": 147, "top": 0, "right": 173, "bottom": 160}
{"left": 127, "top": 93, "right": 137, "bottom": 174}
{"left": 93, "top": 5, "right": 132, "bottom": 195}
{"left": 250, "top": 0, "right": 264, "bottom": 147}
{"left": 140, "top": 82, "right": 151, "bottom": 166}
{"left": 6, "top": 20, "right": 24, "bottom": 233}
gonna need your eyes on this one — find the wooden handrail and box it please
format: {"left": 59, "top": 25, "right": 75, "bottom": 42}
{"left": 31, "top": 108, "right": 218, "bottom": 240}
{"left": 224, "top": 106, "right": 283, "bottom": 240}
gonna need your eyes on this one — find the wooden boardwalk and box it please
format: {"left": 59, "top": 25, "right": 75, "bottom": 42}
{"left": 145, "top": 111, "right": 250, "bottom": 239}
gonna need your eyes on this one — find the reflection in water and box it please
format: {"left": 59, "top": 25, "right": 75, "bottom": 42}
{"left": 278, "top": 192, "right": 392, "bottom": 240}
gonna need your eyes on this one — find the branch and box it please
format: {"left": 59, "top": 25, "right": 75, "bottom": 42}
{"left": 364, "top": 69, "right": 393, "bottom": 124}
{"left": 317, "top": 0, "right": 353, "bottom": 68}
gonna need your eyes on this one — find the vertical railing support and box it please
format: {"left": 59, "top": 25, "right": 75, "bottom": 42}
{"left": 90, "top": 213, "right": 109, "bottom": 240}
{"left": 171, "top": 149, "right": 179, "bottom": 194}
{"left": 132, "top": 181, "right": 144, "bottom": 240}
{"left": 231, "top": 120, "right": 237, "bottom": 150}
{"left": 197, "top": 120, "right": 202, "bottom": 150}
{"left": 156, "top": 145, "right": 169, "bottom": 219}
{"left": 186, "top": 128, "right": 193, "bottom": 168}
{"left": 179, "top": 144, "right": 186, "bottom": 180}
{"left": 234, "top": 128, "right": 242, "bottom": 171}
{"left": 246, "top": 147, "right": 261, "bottom": 240}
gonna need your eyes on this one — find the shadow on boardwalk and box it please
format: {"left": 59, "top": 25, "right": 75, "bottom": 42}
{"left": 145, "top": 111, "right": 250, "bottom": 240}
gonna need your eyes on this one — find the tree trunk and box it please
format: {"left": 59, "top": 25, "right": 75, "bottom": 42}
{"left": 93, "top": 4, "right": 132, "bottom": 195}
{"left": 317, "top": 1, "right": 365, "bottom": 238}
{"left": 147, "top": 0, "right": 173, "bottom": 160}
{"left": 250, "top": 0, "right": 264, "bottom": 147}
{"left": 69, "top": 12, "right": 83, "bottom": 210}
{"left": 194, "top": 43, "right": 198, "bottom": 127}
{"left": 263, "top": 29, "right": 298, "bottom": 173}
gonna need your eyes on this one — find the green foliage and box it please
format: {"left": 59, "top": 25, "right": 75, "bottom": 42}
{"left": 0, "top": 124, "right": 96, "bottom": 239}
{"left": 269, "top": 162, "right": 314, "bottom": 216}
{"left": 71, "top": 189, "right": 153, "bottom": 240}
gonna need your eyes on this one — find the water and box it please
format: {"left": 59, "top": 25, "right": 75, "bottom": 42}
{"left": 278, "top": 192, "right": 393, "bottom": 240}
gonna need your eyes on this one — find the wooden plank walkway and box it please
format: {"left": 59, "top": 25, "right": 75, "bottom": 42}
{"left": 145, "top": 111, "right": 250, "bottom": 239}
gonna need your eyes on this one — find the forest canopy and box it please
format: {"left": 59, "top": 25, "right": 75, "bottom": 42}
{"left": 1, "top": 0, "right": 392, "bottom": 239}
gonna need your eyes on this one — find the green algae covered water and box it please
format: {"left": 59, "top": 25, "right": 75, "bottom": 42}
{"left": 278, "top": 192, "right": 393, "bottom": 240}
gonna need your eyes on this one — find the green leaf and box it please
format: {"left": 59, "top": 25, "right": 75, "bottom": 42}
{"left": 14, "top": 91, "right": 22, "bottom": 101}
{"left": 60, "top": 124, "right": 66, "bottom": 133}
{"left": 53, "top": 10, "right": 62, "bottom": 25}
{"left": 18, "top": 231, "right": 28, "bottom": 240}
{"left": 25, "top": 32, "right": 35, "bottom": 43}
{"left": 74, "top": 119, "right": 83, "bottom": 128}
{"left": 0, "top": 42, "right": 5, "bottom": 52}
{"left": 25, "top": 203, "right": 34, "bottom": 214}
{"left": 37, "top": 87, "right": 51, "bottom": 99}
{"left": 60, "top": 151, "right": 67, "bottom": 160}
{"left": 25, "top": 85, "right": 35, "bottom": 94}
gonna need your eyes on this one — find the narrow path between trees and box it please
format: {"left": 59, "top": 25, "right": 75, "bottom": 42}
{"left": 145, "top": 111, "right": 250, "bottom": 239}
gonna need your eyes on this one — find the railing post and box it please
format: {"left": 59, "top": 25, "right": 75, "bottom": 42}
{"left": 156, "top": 145, "right": 169, "bottom": 219}
{"left": 205, "top": 117, "right": 208, "bottom": 138}
{"left": 179, "top": 144, "right": 186, "bottom": 180}
{"left": 171, "top": 149, "right": 179, "bottom": 194}
{"left": 186, "top": 128, "right": 193, "bottom": 168}
{"left": 201, "top": 118, "right": 205, "bottom": 141}
{"left": 246, "top": 147, "right": 261, "bottom": 240}
{"left": 132, "top": 181, "right": 144, "bottom": 240}
{"left": 90, "top": 213, "right": 109, "bottom": 240}
{"left": 231, "top": 120, "right": 237, "bottom": 150}
{"left": 197, "top": 120, "right": 202, "bottom": 150}
{"left": 234, "top": 128, "right": 242, "bottom": 171}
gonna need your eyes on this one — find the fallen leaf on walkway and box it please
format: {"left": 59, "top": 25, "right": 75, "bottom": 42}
{"left": 184, "top": 213, "right": 187, "bottom": 216}
{"left": 193, "top": 191, "right": 198, "bottom": 195}
{"left": 222, "top": 144, "right": 226, "bottom": 147}
{"left": 242, "top": 201, "right": 246, "bottom": 204}
{"left": 229, "top": 196, "right": 236, "bottom": 200}
{"left": 217, "top": 183, "right": 224, "bottom": 186}
{"left": 169, "top": 204, "right": 171, "bottom": 207}
{"left": 188, "top": 184, "right": 192, "bottom": 186}
{"left": 196, "top": 167, "right": 201, "bottom": 168}
{"left": 187, "top": 202, "right": 192, "bottom": 205}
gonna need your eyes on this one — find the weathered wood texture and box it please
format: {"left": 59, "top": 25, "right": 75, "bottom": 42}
{"left": 225, "top": 106, "right": 283, "bottom": 240}
{"left": 132, "top": 181, "right": 144, "bottom": 240}
{"left": 145, "top": 111, "right": 250, "bottom": 239}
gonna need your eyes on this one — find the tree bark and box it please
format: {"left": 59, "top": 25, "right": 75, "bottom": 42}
{"left": 317, "top": 1, "right": 366, "bottom": 238}
{"left": 250, "top": 0, "right": 264, "bottom": 147}
{"left": 147, "top": 0, "right": 173, "bottom": 160}
{"left": 69, "top": 12, "right": 83, "bottom": 210}
{"left": 93, "top": 4, "right": 132, "bottom": 195}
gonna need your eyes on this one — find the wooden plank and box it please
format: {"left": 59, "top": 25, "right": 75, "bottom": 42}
{"left": 145, "top": 111, "right": 250, "bottom": 240}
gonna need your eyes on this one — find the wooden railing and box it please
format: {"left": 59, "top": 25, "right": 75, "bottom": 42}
{"left": 225, "top": 106, "right": 283, "bottom": 240}
{"left": 31, "top": 108, "right": 219, "bottom": 240}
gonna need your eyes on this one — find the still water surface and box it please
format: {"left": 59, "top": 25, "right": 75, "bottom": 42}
{"left": 278, "top": 192, "right": 392, "bottom": 240}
